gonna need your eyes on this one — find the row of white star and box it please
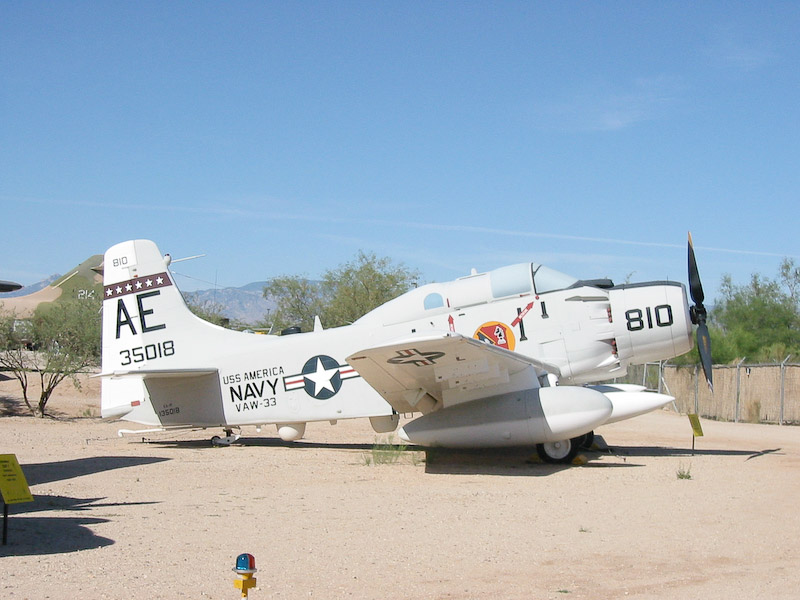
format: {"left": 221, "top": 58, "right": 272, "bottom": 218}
{"left": 104, "top": 275, "right": 170, "bottom": 297}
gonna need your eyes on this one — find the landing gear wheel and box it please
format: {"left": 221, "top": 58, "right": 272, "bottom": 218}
{"left": 211, "top": 429, "right": 241, "bottom": 446}
{"left": 536, "top": 438, "right": 580, "bottom": 464}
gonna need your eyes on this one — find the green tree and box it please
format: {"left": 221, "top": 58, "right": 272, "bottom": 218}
{"left": 262, "top": 251, "right": 419, "bottom": 332}
{"left": 710, "top": 269, "right": 800, "bottom": 362}
{"left": 669, "top": 259, "right": 800, "bottom": 367}
{"left": 186, "top": 299, "right": 231, "bottom": 328}
{"left": 0, "top": 298, "right": 101, "bottom": 417}
{"left": 669, "top": 324, "right": 740, "bottom": 367}
{"left": 321, "top": 251, "right": 419, "bottom": 327}
{"left": 779, "top": 257, "right": 800, "bottom": 303}
{"left": 262, "top": 276, "right": 325, "bottom": 333}
{"left": 0, "top": 310, "right": 32, "bottom": 409}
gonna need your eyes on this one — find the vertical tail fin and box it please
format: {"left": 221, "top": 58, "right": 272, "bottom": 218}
{"left": 100, "top": 240, "right": 223, "bottom": 421}
{"left": 101, "top": 240, "right": 188, "bottom": 372}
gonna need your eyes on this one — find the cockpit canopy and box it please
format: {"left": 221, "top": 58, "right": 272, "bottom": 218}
{"left": 357, "top": 262, "right": 580, "bottom": 326}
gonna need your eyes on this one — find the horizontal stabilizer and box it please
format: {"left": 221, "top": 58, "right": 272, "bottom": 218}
{"left": 101, "top": 369, "right": 224, "bottom": 425}
{"left": 96, "top": 368, "right": 218, "bottom": 380}
{"left": 99, "top": 368, "right": 218, "bottom": 421}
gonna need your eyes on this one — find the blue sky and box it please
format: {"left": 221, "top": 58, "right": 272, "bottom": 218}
{"left": 2, "top": 2, "right": 798, "bottom": 300}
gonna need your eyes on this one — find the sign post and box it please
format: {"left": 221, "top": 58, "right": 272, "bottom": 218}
{"left": 0, "top": 454, "right": 34, "bottom": 545}
{"left": 687, "top": 414, "right": 704, "bottom": 456}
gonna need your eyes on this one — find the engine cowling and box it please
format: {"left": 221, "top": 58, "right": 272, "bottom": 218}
{"left": 609, "top": 282, "right": 693, "bottom": 365}
{"left": 397, "top": 386, "right": 612, "bottom": 448}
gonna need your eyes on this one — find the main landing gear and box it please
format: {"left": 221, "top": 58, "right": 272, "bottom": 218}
{"left": 535, "top": 431, "right": 594, "bottom": 464}
{"left": 211, "top": 429, "right": 241, "bottom": 446}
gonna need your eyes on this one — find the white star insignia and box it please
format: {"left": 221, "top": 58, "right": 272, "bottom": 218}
{"left": 156, "top": 276, "right": 163, "bottom": 285}
{"left": 115, "top": 286, "right": 122, "bottom": 294}
{"left": 125, "top": 283, "right": 133, "bottom": 292}
{"left": 304, "top": 358, "right": 339, "bottom": 396}
{"left": 145, "top": 279, "right": 153, "bottom": 287}
{"left": 106, "top": 288, "right": 113, "bottom": 297}
{"left": 135, "top": 280, "right": 143, "bottom": 289}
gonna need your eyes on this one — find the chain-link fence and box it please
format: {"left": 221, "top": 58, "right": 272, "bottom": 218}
{"left": 616, "top": 361, "right": 800, "bottom": 424}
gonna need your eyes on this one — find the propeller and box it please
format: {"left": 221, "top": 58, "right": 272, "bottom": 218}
{"left": 688, "top": 232, "right": 713, "bottom": 391}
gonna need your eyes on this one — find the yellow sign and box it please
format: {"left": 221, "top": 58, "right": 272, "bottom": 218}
{"left": 687, "top": 414, "right": 704, "bottom": 438}
{"left": 0, "top": 454, "right": 33, "bottom": 504}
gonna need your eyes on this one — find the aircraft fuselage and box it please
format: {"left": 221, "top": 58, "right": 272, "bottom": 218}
{"left": 101, "top": 247, "right": 692, "bottom": 437}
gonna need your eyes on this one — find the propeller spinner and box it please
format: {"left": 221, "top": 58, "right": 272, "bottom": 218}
{"left": 688, "top": 232, "right": 713, "bottom": 391}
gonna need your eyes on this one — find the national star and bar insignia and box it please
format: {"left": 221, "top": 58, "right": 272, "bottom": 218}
{"left": 283, "top": 355, "right": 360, "bottom": 400}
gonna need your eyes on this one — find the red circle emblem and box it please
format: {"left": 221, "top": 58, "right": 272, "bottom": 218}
{"left": 473, "top": 321, "right": 516, "bottom": 351}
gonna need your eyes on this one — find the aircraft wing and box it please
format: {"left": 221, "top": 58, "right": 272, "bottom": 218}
{"left": 347, "top": 333, "right": 561, "bottom": 414}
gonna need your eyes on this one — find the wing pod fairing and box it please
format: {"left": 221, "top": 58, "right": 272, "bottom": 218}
{"left": 588, "top": 383, "right": 674, "bottom": 424}
{"left": 397, "top": 386, "right": 612, "bottom": 448}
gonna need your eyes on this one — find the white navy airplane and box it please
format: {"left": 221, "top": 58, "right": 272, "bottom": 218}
{"left": 99, "top": 236, "right": 712, "bottom": 463}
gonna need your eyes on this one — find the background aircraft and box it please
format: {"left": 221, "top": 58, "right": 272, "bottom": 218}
{"left": 99, "top": 237, "right": 711, "bottom": 463}
{"left": 0, "top": 255, "right": 103, "bottom": 317}
{"left": 0, "top": 280, "right": 23, "bottom": 293}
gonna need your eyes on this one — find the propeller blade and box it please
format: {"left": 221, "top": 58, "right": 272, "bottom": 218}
{"left": 697, "top": 323, "right": 713, "bottom": 391}
{"left": 688, "top": 232, "right": 705, "bottom": 306}
{"left": 688, "top": 232, "right": 713, "bottom": 391}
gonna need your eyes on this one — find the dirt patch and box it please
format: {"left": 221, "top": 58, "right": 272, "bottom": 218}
{"left": 2, "top": 377, "right": 799, "bottom": 599}
{"left": 0, "top": 285, "right": 63, "bottom": 319}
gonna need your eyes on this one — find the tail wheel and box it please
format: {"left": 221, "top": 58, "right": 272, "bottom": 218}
{"left": 536, "top": 438, "right": 580, "bottom": 464}
{"left": 211, "top": 429, "right": 240, "bottom": 446}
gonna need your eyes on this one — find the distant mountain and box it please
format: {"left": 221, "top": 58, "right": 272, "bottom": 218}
{"left": 2, "top": 271, "right": 276, "bottom": 326}
{"left": 184, "top": 283, "right": 276, "bottom": 325}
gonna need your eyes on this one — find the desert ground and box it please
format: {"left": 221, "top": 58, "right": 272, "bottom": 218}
{"left": 2, "top": 374, "right": 800, "bottom": 599}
